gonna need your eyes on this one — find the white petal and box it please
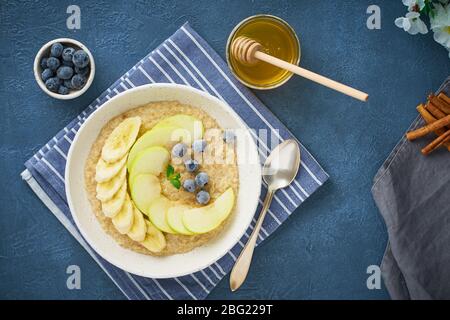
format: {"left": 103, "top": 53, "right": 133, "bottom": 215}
{"left": 434, "top": 30, "right": 447, "bottom": 45}
{"left": 402, "top": 0, "right": 415, "bottom": 7}
{"left": 408, "top": 23, "right": 419, "bottom": 35}
{"left": 403, "top": 18, "right": 412, "bottom": 32}
{"left": 406, "top": 12, "right": 420, "bottom": 19}
{"left": 395, "top": 17, "right": 406, "bottom": 28}
{"left": 444, "top": 36, "right": 450, "bottom": 49}
{"left": 417, "top": 0, "right": 426, "bottom": 10}
{"left": 416, "top": 19, "right": 429, "bottom": 34}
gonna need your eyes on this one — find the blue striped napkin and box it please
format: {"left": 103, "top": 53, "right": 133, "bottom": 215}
{"left": 22, "top": 22, "right": 328, "bottom": 300}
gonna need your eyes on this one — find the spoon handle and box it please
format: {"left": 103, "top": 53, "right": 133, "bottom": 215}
{"left": 230, "top": 189, "right": 275, "bottom": 291}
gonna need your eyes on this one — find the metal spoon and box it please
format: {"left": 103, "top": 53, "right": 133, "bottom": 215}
{"left": 230, "top": 139, "right": 301, "bottom": 291}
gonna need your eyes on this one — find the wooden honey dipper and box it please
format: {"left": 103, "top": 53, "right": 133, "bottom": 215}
{"left": 231, "top": 36, "right": 369, "bottom": 102}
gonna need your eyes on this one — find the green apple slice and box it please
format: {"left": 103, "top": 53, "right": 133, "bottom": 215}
{"left": 101, "top": 180, "right": 127, "bottom": 218}
{"left": 95, "top": 154, "right": 127, "bottom": 183}
{"left": 112, "top": 194, "right": 134, "bottom": 234}
{"left": 153, "top": 114, "right": 204, "bottom": 142}
{"left": 147, "top": 196, "right": 177, "bottom": 234}
{"left": 127, "top": 125, "right": 190, "bottom": 169}
{"left": 130, "top": 173, "right": 161, "bottom": 213}
{"left": 128, "top": 146, "right": 170, "bottom": 183}
{"left": 127, "top": 205, "right": 147, "bottom": 242}
{"left": 96, "top": 165, "right": 127, "bottom": 202}
{"left": 139, "top": 221, "right": 166, "bottom": 253}
{"left": 101, "top": 117, "right": 141, "bottom": 163}
{"left": 183, "top": 188, "right": 235, "bottom": 234}
{"left": 167, "top": 205, "right": 194, "bottom": 235}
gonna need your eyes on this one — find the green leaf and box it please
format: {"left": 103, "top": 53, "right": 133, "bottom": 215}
{"left": 174, "top": 173, "right": 181, "bottom": 180}
{"left": 166, "top": 164, "right": 174, "bottom": 178}
{"left": 170, "top": 179, "right": 181, "bottom": 189}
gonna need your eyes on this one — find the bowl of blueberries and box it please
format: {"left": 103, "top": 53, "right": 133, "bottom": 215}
{"left": 34, "top": 38, "right": 95, "bottom": 99}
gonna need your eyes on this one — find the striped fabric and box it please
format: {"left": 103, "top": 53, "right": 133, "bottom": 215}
{"left": 22, "top": 23, "right": 328, "bottom": 300}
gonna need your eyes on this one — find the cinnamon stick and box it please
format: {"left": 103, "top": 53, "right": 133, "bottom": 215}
{"left": 421, "top": 130, "right": 450, "bottom": 155}
{"left": 406, "top": 114, "right": 450, "bottom": 140}
{"left": 417, "top": 104, "right": 450, "bottom": 151}
{"left": 438, "top": 92, "right": 450, "bottom": 106}
{"left": 417, "top": 104, "right": 446, "bottom": 135}
{"left": 430, "top": 94, "right": 450, "bottom": 114}
{"left": 426, "top": 98, "right": 447, "bottom": 119}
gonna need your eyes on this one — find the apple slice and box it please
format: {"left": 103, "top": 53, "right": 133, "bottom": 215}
{"left": 147, "top": 196, "right": 177, "bottom": 234}
{"left": 153, "top": 114, "right": 204, "bottom": 142}
{"left": 127, "top": 125, "right": 190, "bottom": 169}
{"left": 183, "top": 188, "right": 235, "bottom": 234}
{"left": 139, "top": 221, "right": 166, "bottom": 253}
{"left": 96, "top": 165, "right": 127, "bottom": 202}
{"left": 167, "top": 205, "right": 194, "bottom": 235}
{"left": 130, "top": 173, "right": 161, "bottom": 213}
{"left": 101, "top": 180, "right": 127, "bottom": 218}
{"left": 101, "top": 117, "right": 141, "bottom": 163}
{"left": 127, "top": 205, "right": 147, "bottom": 242}
{"left": 95, "top": 155, "right": 127, "bottom": 183}
{"left": 112, "top": 194, "right": 134, "bottom": 234}
{"left": 128, "top": 146, "right": 170, "bottom": 183}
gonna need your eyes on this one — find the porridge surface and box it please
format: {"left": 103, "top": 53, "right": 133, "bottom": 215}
{"left": 84, "top": 101, "right": 239, "bottom": 256}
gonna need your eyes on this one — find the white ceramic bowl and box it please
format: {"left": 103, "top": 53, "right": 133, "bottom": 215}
{"left": 34, "top": 38, "right": 95, "bottom": 100}
{"left": 66, "top": 83, "right": 261, "bottom": 278}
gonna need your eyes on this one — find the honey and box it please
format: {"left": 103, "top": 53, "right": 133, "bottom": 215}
{"left": 226, "top": 15, "right": 300, "bottom": 89}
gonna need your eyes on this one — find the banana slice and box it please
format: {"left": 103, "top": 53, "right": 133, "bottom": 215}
{"left": 101, "top": 180, "right": 127, "bottom": 218}
{"left": 95, "top": 155, "right": 127, "bottom": 183}
{"left": 112, "top": 195, "right": 134, "bottom": 234}
{"left": 96, "top": 166, "right": 127, "bottom": 202}
{"left": 101, "top": 117, "right": 141, "bottom": 163}
{"left": 127, "top": 205, "right": 147, "bottom": 242}
{"left": 140, "top": 221, "right": 166, "bottom": 253}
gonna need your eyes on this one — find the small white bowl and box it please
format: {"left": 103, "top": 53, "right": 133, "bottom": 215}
{"left": 34, "top": 38, "right": 95, "bottom": 100}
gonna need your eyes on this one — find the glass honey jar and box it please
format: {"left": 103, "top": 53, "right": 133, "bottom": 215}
{"left": 226, "top": 15, "right": 301, "bottom": 90}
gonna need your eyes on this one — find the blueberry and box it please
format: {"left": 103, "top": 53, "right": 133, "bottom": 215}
{"left": 71, "top": 74, "right": 87, "bottom": 89}
{"left": 58, "top": 85, "right": 70, "bottom": 95}
{"left": 45, "top": 77, "right": 61, "bottom": 92}
{"left": 75, "top": 66, "right": 89, "bottom": 76}
{"left": 184, "top": 159, "right": 199, "bottom": 172}
{"left": 196, "top": 191, "right": 210, "bottom": 205}
{"left": 172, "top": 143, "right": 187, "bottom": 158}
{"left": 46, "top": 57, "right": 60, "bottom": 71}
{"left": 223, "top": 130, "right": 236, "bottom": 144}
{"left": 72, "top": 50, "right": 89, "bottom": 68}
{"left": 50, "top": 42, "right": 64, "bottom": 57}
{"left": 62, "top": 59, "right": 74, "bottom": 67}
{"left": 40, "top": 57, "right": 48, "bottom": 69}
{"left": 195, "top": 172, "right": 209, "bottom": 188}
{"left": 64, "top": 79, "right": 73, "bottom": 89}
{"left": 62, "top": 47, "right": 75, "bottom": 62}
{"left": 56, "top": 66, "right": 74, "bottom": 80}
{"left": 192, "top": 139, "right": 207, "bottom": 153}
{"left": 183, "top": 179, "right": 196, "bottom": 193}
{"left": 41, "top": 68, "right": 53, "bottom": 82}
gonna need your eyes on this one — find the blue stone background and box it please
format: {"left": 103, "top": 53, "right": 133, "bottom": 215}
{"left": 0, "top": 0, "right": 448, "bottom": 299}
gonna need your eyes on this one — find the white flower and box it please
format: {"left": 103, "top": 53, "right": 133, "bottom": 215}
{"left": 402, "top": 0, "right": 426, "bottom": 11}
{"left": 395, "top": 12, "right": 429, "bottom": 34}
{"left": 430, "top": 3, "right": 450, "bottom": 53}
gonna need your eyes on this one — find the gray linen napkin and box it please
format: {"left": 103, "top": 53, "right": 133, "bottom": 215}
{"left": 372, "top": 77, "right": 450, "bottom": 300}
